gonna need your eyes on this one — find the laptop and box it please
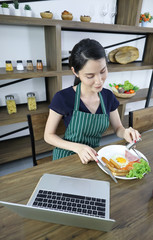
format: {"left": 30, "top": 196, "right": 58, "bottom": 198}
{"left": 0, "top": 173, "right": 115, "bottom": 232}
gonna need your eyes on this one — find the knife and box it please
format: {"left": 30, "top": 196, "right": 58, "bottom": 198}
{"left": 96, "top": 158, "right": 118, "bottom": 184}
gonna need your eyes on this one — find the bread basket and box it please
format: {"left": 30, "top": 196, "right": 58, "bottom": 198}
{"left": 80, "top": 15, "right": 91, "bottom": 22}
{"left": 113, "top": 91, "right": 136, "bottom": 98}
{"left": 40, "top": 12, "right": 53, "bottom": 19}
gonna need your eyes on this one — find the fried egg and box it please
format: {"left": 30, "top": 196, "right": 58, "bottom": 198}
{"left": 111, "top": 154, "right": 129, "bottom": 168}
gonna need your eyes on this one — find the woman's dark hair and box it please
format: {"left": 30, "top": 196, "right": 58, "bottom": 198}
{"left": 69, "top": 38, "right": 107, "bottom": 85}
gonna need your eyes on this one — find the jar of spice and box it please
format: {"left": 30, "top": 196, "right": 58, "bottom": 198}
{"left": 27, "top": 60, "right": 34, "bottom": 71}
{"left": 27, "top": 92, "right": 37, "bottom": 111}
{"left": 37, "top": 60, "right": 43, "bottom": 70}
{"left": 5, "top": 95, "right": 17, "bottom": 114}
{"left": 16, "top": 60, "right": 24, "bottom": 71}
{"left": 5, "top": 60, "right": 13, "bottom": 72}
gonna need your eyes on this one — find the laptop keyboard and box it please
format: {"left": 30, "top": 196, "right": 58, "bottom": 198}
{"left": 32, "top": 190, "right": 106, "bottom": 218}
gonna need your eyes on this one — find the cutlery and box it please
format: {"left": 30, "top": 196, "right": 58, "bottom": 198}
{"left": 96, "top": 158, "right": 118, "bottom": 183}
{"left": 126, "top": 138, "right": 142, "bottom": 150}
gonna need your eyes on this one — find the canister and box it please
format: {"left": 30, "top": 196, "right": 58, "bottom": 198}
{"left": 27, "top": 92, "right": 37, "bottom": 111}
{"left": 16, "top": 60, "right": 24, "bottom": 70}
{"left": 5, "top": 95, "right": 17, "bottom": 114}
{"left": 27, "top": 60, "right": 34, "bottom": 71}
{"left": 5, "top": 60, "right": 13, "bottom": 72}
{"left": 37, "top": 60, "right": 43, "bottom": 70}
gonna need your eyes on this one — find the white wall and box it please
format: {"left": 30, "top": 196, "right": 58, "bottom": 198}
{"left": 0, "top": 0, "right": 153, "bottom": 140}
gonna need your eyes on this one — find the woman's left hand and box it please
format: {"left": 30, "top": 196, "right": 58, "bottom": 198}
{"left": 123, "top": 127, "right": 140, "bottom": 143}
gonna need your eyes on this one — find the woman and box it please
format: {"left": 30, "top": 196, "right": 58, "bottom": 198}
{"left": 44, "top": 38, "right": 140, "bottom": 164}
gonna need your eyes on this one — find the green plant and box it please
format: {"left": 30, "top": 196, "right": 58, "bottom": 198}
{"left": 24, "top": 4, "right": 31, "bottom": 11}
{"left": 139, "top": 12, "right": 153, "bottom": 23}
{"left": 13, "top": 0, "right": 19, "bottom": 10}
{"left": 1, "top": 3, "right": 9, "bottom": 8}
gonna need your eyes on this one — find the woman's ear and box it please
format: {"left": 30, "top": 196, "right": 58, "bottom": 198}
{"left": 71, "top": 67, "right": 79, "bottom": 77}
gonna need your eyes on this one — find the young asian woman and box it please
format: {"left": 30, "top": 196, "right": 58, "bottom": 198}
{"left": 44, "top": 38, "right": 140, "bottom": 164}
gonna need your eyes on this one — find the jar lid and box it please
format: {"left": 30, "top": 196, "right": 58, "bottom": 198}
{"left": 17, "top": 60, "right": 22, "bottom": 63}
{"left": 6, "top": 60, "right": 12, "bottom": 63}
{"left": 27, "top": 60, "right": 32, "bottom": 63}
{"left": 27, "top": 92, "right": 35, "bottom": 97}
{"left": 37, "top": 60, "right": 42, "bottom": 62}
{"left": 5, "top": 95, "right": 14, "bottom": 100}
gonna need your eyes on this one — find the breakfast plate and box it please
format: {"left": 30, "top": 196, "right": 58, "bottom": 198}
{"left": 97, "top": 145, "right": 148, "bottom": 180}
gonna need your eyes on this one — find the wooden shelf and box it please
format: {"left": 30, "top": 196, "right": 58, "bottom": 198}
{"left": 0, "top": 102, "right": 49, "bottom": 126}
{"left": 0, "top": 67, "right": 57, "bottom": 80}
{"left": 62, "top": 62, "right": 153, "bottom": 75}
{"left": 116, "top": 88, "right": 153, "bottom": 105}
{"left": 1, "top": 14, "right": 153, "bottom": 34}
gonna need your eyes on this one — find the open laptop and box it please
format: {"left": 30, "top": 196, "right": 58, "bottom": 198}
{"left": 0, "top": 173, "right": 115, "bottom": 232}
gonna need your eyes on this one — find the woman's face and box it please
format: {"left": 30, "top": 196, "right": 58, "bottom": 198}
{"left": 73, "top": 58, "right": 108, "bottom": 93}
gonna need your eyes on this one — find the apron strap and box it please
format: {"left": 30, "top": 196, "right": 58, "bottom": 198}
{"left": 74, "top": 83, "right": 81, "bottom": 111}
{"left": 99, "top": 92, "right": 107, "bottom": 114}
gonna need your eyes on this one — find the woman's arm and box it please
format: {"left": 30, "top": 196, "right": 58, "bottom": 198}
{"left": 110, "top": 109, "right": 140, "bottom": 143}
{"left": 44, "top": 109, "right": 98, "bottom": 164}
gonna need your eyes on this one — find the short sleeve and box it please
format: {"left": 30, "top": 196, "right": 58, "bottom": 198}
{"left": 49, "top": 91, "right": 67, "bottom": 116}
{"left": 101, "top": 88, "right": 119, "bottom": 115}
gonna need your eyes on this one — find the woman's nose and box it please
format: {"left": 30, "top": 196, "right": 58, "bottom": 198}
{"left": 95, "top": 74, "right": 102, "bottom": 84}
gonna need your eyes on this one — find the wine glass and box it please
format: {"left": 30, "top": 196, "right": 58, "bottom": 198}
{"left": 100, "top": 4, "right": 109, "bottom": 23}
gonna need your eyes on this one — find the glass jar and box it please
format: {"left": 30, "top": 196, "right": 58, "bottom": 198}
{"left": 27, "top": 60, "right": 34, "bottom": 71}
{"left": 16, "top": 60, "right": 24, "bottom": 71}
{"left": 27, "top": 92, "right": 37, "bottom": 111}
{"left": 5, "top": 60, "right": 13, "bottom": 72}
{"left": 37, "top": 60, "right": 43, "bottom": 70}
{"left": 5, "top": 95, "right": 17, "bottom": 114}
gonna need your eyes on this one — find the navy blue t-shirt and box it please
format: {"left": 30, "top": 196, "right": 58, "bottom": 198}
{"left": 49, "top": 86, "right": 119, "bottom": 128}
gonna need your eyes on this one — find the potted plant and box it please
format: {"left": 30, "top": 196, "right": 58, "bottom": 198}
{"left": 13, "top": 0, "right": 21, "bottom": 16}
{"left": 24, "top": 4, "right": 32, "bottom": 17}
{"left": 1, "top": 2, "right": 10, "bottom": 15}
{"left": 139, "top": 12, "right": 153, "bottom": 27}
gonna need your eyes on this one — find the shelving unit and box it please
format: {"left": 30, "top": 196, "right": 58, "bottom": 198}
{"left": 0, "top": 0, "right": 153, "bottom": 163}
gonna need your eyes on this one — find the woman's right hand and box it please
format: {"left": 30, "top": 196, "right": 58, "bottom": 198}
{"left": 75, "top": 144, "right": 98, "bottom": 164}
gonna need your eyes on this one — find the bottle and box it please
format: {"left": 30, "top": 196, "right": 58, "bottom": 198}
{"left": 37, "top": 60, "right": 43, "bottom": 70}
{"left": 27, "top": 92, "right": 37, "bottom": 111}
{"left": 5, "top": 61, "right": 13, "bottom": 72}
{"left": 16, "top": 60, "right": 24, "bottom": 71}
{"left": 26, "top": 60, "right": 34, "bottom": 71}
{"left": 5, "top": 95, "right": 17, "bottom": 114}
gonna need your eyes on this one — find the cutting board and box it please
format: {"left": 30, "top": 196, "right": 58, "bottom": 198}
{"left": 108, "top": 46, "right": 139, "bottom": 64}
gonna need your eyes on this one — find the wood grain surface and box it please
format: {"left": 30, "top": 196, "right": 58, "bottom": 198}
{"left": 0, "top": 130, "right": 153, "bottom": 240}
{"left": 108, "top": 46, "right": 139, "bottom": 64}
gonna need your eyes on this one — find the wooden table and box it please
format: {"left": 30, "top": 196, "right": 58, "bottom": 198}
{"left": 0, "top": 130, "right": 153, "bottom": 240}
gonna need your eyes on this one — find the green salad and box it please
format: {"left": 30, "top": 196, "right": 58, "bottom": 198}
{"left": 126, "top": 158, "right": 151, "bottom": 179}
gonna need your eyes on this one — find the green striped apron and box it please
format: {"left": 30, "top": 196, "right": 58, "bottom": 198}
{"left": 53, "top": 83, "right": 109, "bottom": 160}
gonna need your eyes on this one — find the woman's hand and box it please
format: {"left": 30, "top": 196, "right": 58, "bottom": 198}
{"left": 123, "top": 127, "right": 140, "bottom": 143}
{"left": 75, "top": 144, "right": 98, "bottom": 164}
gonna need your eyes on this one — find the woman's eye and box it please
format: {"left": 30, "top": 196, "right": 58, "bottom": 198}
{"left": 87, "top": 75, "right": 94, "bottom": 79}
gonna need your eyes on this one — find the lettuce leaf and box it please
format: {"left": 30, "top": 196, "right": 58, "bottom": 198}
{"left": 126, "top": 158, "right": 151, "bottom": 179}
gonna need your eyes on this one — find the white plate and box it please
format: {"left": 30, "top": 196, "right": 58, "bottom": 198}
{"left": 97, "top": 145, "right": 148, "bottom": 180}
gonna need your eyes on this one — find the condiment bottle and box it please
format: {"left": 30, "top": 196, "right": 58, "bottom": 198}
{"left": 27, "top": 92, "right": 37, "bottom": 111}
{"left": 27, "top": 60, "right": 34, "bottom": 71}
{"left": 37, "top": 60, "right": 43, "bottom": 70}
{"left": 5, "top": 95, "right": 17, "bottom": 114}
{"left": 5, "top": 60, "right": 13, "bottom": 72}
{"left": 16, "top": 60, "right": 24, "bottom": 71}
